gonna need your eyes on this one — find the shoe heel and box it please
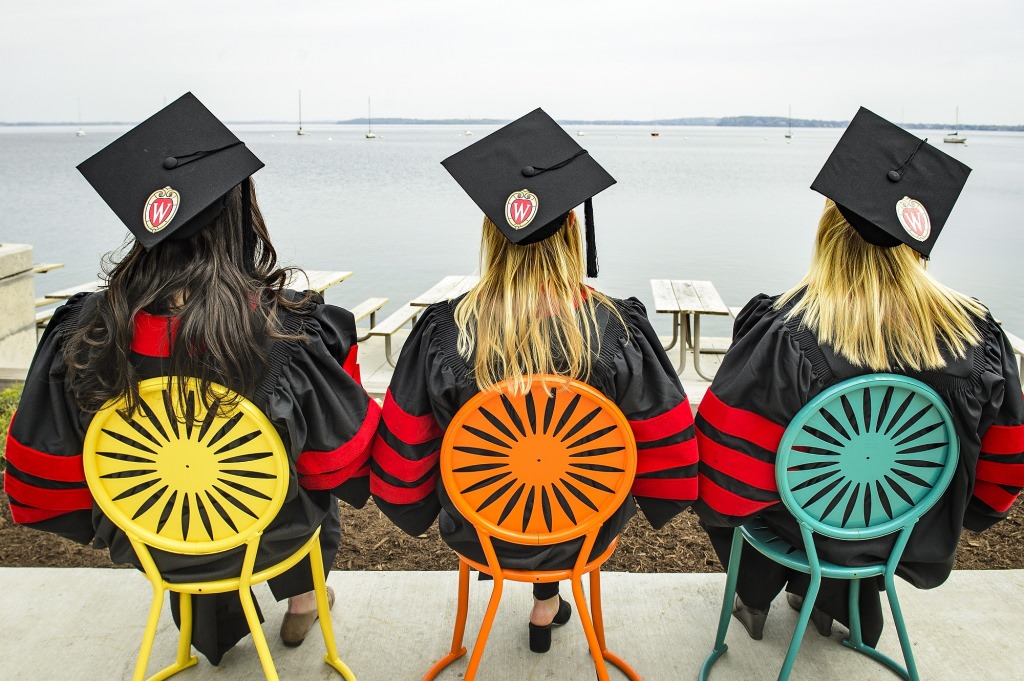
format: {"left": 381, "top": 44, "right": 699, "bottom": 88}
{"left": 529, "top": 623, "right": 552, "bottom": 653}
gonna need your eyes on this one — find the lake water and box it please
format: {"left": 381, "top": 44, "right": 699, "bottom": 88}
{"left": 2, "top": 123, "right": 1022, "bottom": 337}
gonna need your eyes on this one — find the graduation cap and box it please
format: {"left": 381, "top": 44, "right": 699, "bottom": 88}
{"left": 77, "top": 92, "right": 264, "bottom": 250}
{"left": 810, "top": 106, "right": 971, "bottom": 257}
{"left": 441, "top": 108, "right": 616, "bottom": 277}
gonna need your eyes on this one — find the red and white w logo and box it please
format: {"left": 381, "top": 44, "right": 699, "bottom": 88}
{"left": 896, "top": 196, "right": 930, "bottom": 242}
{"left": 504, "top": 189, "right": 539, "bottom": 230}
{"left": 143, "top": 186, "right": 181, "bottom": 233}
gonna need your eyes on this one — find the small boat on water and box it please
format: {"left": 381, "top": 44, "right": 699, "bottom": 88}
{"left": 577, "top": 130, "right": 586, "bottom": 137}
{"left": 75, "top": 101, "right": 85, "bottom": 137}
{"left": 296, "top": 90, "right": 307, "bottom": 136}
{"left": 785, "top": 105, "right": 793, "bottom": 139}
{"left": 365, "top": 98, "right": 377, "bottom": 139}
{"left": 944, "top": 106, "right": 966, "bottom": 144}
{"left": 650, "top": 131, "right": 660, "bottom": 137}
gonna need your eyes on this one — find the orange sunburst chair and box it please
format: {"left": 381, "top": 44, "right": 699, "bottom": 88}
{"left": 424, "top": 374, "right": 641, "bottom": 681}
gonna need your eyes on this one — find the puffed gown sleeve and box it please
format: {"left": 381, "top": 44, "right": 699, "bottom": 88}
{"left": 3, "top": 293, "right": 94, "bottom": 543}
{"left": 693, "top": 294, "right": 815, "bottom": 528}
{"left": 609, "top": 298, "right": 699, "bottom": 529}
{"left": 369, "top": 305, "right": 445, "bottom": 536}
{"left": 264, "top": 299, "right": 381, "bottom": 508}
{"left": 963, "top": 316, "right": 1024, "bottom": 531}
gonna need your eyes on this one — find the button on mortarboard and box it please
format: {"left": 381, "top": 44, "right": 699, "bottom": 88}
{"left": 810, "top": 106, "right": 971, "bottom": 257}
{"left": 77, "top": 92, "right": 264, "bottom": 250}
{"left": 440, "top": 108, "right": 616, "bottom": 250}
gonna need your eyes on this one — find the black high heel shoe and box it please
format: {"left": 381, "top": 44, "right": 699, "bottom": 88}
{"left": 732, "top": 594, "right": 768, "bottom": 640}
{"left": 786, "top": 592, "right": 834, "bottom": 637}
{"left": 528, "top": 597, "right": 573, "bottom": 653}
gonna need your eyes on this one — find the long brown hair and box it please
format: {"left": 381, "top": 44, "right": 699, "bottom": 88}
{"left": 454, "top": 210, "right": 625, "bottom": 394}
{"left": 64, "top": 179, "right": 310, "bottom": 413}
{"left": 777, "top": 198, "right": 985, "bottom": 371}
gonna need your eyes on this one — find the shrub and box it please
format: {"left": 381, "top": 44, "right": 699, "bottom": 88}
{"left": 0, "top": 383, "right": 23, "bottom": 468}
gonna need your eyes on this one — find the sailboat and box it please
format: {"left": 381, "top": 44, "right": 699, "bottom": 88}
{"left": 296, "top": 90, "right": 307, "bottom": 136}
{"left": 943, "top": 107, "right": 965, "bottom": 144}
{"left": 75, "top": 100, "right": 85, "bottom": 137}
{"left": 365, "top": 98, "right": 376, "bottom": 139}
{"left": 650, "top": 106, "right": 660, "bottom": 137}
{"left": 785, "top": 105, "right": 793, "bottom": 139}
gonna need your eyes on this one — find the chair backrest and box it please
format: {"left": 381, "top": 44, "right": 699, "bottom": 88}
{"left": 776, "top": 374, "right": 959, "bottom": 541}
{"left": 440, "top": 374, "right": 637, "bottom": 547}
{"left": 83, "top": 376, "right": 290, "bottom": 556}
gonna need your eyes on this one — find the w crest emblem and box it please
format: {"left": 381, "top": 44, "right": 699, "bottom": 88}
{"left": 895, "top": 196, "right": 930, "bottom": 242}
{"left": 505, "top": 189, "right": 539, "bottom": 230}
{"left": 143, "top": 186, "right": 180, "bottom": 233}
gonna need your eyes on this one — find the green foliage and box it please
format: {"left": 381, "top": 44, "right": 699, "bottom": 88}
{"left": 0, "top": 383, "right": 23, "bottom": 467}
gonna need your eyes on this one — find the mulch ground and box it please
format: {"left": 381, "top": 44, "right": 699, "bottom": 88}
{"left": 1, "top": 490, "right": 1021, "bottom": 572}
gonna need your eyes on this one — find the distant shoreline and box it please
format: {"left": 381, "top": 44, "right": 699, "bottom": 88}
{"left": 3, "top": 117, "right": 1023, "bottom": 132}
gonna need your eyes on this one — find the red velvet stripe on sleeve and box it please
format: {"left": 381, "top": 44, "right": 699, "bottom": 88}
{"left": 371, "top": 434, "right": 439, "bottom": 483}
{"left": 5, "top": 429, "right": 85, "bottom": 483}
{"left": 632, "top": 476, "right": 697, "bottom": 500}
{"left": 341, "top": 345, "right": 361, "bottom": 385}
{"left": 975, "top": 461, "right": 1024, "bottom": 486}
{"left": 698, "top": 473, "right": 776, "bottom": 517}
{"left": 7, "top": 502, "right": 69, "bottom": 524}
{"left": 697, "top": 429, "right": 777, "bottom": 491}
{"left": 381, "top": 390, "right": 443, "bottom": 444}
{"left": 296, "top": 399, "right": 381, "bottom": 477}
{"left": 698, "top": 389, "right": 785, "bottom": 453}
{"left": 300, "top": 458, "right": 371, "bottom": 491}
{"left": 972, "top": 480, "right": 1019, "bottom": 513}
{"left": 4, "top": 474, "right": 92, "bottom": 514}
{"left": 981, "top": 424, "right": 1024, "bottom": 456}
{"left": 370, "top": 471, "right": 438, "bottom": 505}
{"left": 635, "top": 441, "right": 698, "bottom": 475}
{"left": 629, "top": 400, "right": 694, "bottom": 442}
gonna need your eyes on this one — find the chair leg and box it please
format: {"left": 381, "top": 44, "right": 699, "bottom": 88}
{"left": 462, "top": 573, "right": 504, "bottom": 681}
{"left": 571, "top": 577, "right": 611, "bottom": 681}
{"left": 238, "top": 585, "right": 280, "bottom": 681}
{"left": 142, "top": 588, "right": 198, "bottom": 681}
{"left": 422, "top": 561, "right": 471, "bottom": 681}
{"left": 308, "top": 539, "right": 357, "bottom": 680}
{"left": 777, "top": 575, "right": 821, "bottom": 681}
{"left": 884, "top": 573, "right": 920, "bottom": 681}
{"left": 589, "top": 569, "right": 641, "bottom": 681}
{"left": 699, "top": 527, "right": 744, "bottom": 681}
{"left": 842, "top": 575, "right": 917, "bottom": 681}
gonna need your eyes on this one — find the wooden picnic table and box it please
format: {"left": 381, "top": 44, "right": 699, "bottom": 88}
{"left": 42, "top": 270, "right": 351, "bottom": 302}
{"left": 288, "top": 269, "right": 353, "bottom": 294}
{"left": 650, "top": 279, "right": 731, "bottom": 380}
{"left": 410, "top": 274, "right": 480, "bottom": 307}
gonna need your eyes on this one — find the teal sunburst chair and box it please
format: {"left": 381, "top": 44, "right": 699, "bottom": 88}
{"left": 699, "top": 374, "right": 959, "bottom": 681}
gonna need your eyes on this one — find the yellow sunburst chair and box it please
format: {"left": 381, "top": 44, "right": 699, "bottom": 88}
{"left": 83, "top": 376, "right": 355, "bottom": 681}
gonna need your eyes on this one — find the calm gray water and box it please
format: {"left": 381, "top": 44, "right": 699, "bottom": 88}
{"left": 1, "top": 123, "right": 1022, "bottom": 337}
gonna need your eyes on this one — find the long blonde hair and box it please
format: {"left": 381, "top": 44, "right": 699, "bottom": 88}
{"left": 454, "top": 211, "right": 623, "bottom": 393}
{"left": 777, "top": 199, "right": 985, "bottom": 371}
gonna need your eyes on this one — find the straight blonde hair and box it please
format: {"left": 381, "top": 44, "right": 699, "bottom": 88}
{"left": 454, "top": 211, "right": 624, "bottom": 394}
{"left": 777, "top": 199, "right": 985, "bottom": 371}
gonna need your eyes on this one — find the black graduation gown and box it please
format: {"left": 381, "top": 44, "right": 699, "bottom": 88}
{"left": 370, "top": 294, "right": 698, "bottom": 570}
{"left": 694, "top": 292, "right": 1024, "bottom": 645}
{"left": 3, "top": 290, "right": 381, "bottom": 664}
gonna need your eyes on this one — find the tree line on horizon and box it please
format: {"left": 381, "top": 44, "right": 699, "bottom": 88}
{"left": 4, "top": 116, "right": 1023, "bottom": 132}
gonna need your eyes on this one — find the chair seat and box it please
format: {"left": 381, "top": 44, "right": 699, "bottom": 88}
{"left": 741, "top": 521, "right": 886, "bottom": 580}
{"left": 457, "top": 537, "right": 620, "bottom": 584}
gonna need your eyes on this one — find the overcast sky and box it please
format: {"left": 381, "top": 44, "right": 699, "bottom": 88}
{"left": 2, "top": 0, "right": 1022, "bottom": 125}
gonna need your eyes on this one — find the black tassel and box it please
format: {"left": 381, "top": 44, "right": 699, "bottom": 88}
{"left": 584, "top": 197, "right": 598, "bottom": 278}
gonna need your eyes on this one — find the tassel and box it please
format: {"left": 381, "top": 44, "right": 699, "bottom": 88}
{"left": 584, "top": 197, "right": 598, "bottom": 278}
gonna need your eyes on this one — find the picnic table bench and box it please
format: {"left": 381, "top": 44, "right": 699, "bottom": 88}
{"left": 368, "top": 275, "right": 480, "bottom": 367}
{"left": 650, "top": 279, "right": 731, "bottom": 381}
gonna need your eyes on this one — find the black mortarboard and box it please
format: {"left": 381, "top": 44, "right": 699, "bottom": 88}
{"left": 810, "top": 106, "right": 970, "bottom": 257}
{"left": 77, "top": 92, "right": 264, "bottom": 250}
{"left": 441, "top": 108, "right": 616, "bottom": 276}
